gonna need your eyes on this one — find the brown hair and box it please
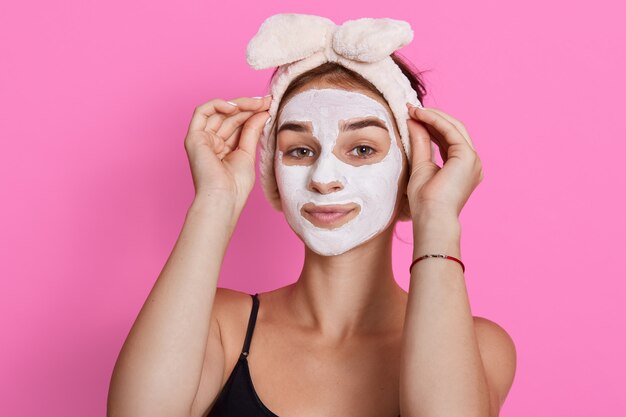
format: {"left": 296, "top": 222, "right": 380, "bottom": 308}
{"left": 268, "top": 52, "right": 430, "bottom": 222}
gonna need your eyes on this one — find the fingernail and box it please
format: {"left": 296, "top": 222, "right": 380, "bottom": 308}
{"left": 226, "top": 101, "right": 238, "bottom": 106}
{"left": 252, "top": 96, "right": 264, "bottom": 99}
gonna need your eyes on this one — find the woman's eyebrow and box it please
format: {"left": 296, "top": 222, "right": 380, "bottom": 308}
{"left": 341, "top": 117, "right": 389, "bottom": 132}
{"left": 277, "top": 121, "right": 312, "bottom": 134}
{"left": 277, "top": 117, "right": 388, "bottom": 134}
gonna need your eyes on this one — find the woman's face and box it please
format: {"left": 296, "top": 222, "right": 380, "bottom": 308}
{"left": 275, "top": 85, "right": 408, "bottom": 256}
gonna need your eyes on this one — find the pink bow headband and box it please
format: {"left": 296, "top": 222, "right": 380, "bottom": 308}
{"left": 246, "top": 13, "right": 428, "bottom": 212}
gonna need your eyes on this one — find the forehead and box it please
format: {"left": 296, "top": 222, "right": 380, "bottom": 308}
{"left": 277, "top": 88, "right": 392, "bottom": 123}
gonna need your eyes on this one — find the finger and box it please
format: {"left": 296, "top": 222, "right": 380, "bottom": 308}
{"left": 189, "top": 95, "right": 271, "bottom": 133}
{"left": 216, "top": 143, "right": 234, "bottom": 160}
{"left": 408, "top": 106, "right": 473, "bottom": 155}
{"left": 424, "top": 107, "right": 476, "bottom": 151}
{"left": 224, "top": 95, "right": 272, "bottom": 112}
{"left": 420, "top": 122, "right": 449, "bottom": 161}
{"left": 205, "top": 95, "right": 271, "bottom": 133}
{"left": 206, "top": 109, "right": 255, "bottom": 136}
{"left": 237, "top": 111, "right": 271, "bottom": 159}
{"left": 188, "top": 99, "right": 240, "bottom": 132}
{"left": 204, "top": 112, "right": 227, "bottom": 133}
{"left": 222, "top": 124, "right": 244, "bottom": 152}
{"left": 405, "top": 117, "right": 432, "bottom": 166}
{"left": 406, "top": 103, "right": 448, "bottom": 154}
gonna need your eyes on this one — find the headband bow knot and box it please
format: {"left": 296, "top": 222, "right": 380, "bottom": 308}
{"left": 246, "top": 14, "right": 414, "bottom": 68}
{"left": 246, "top": 13, "right": 430, "bottom": 213}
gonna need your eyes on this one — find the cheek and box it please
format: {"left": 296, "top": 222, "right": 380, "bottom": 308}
{"left": 348, "top": 156, "right": 402, "bottom": 201}
{"left": 372, "top": 148, "right": 404, "bottom": 203}
{"left": 275, "top": 155, "right": 310, "bottom": 200}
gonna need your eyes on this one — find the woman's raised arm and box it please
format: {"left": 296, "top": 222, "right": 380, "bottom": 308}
{"left": 400, "top": 104, "right": 516, "bottom": 417}
{"left": 107, "top": 96, "right": 271, "bottom": 417}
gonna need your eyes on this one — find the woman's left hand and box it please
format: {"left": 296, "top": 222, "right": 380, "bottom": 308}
{"left": 405, "top": 103, "right": 484, "bottom": 220}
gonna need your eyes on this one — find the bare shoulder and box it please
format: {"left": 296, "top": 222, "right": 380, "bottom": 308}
{"left": 212, "top": 287, "right": 255, "bottom": 331}
{"left": 472, "top": 316, "right": 517, "bottom": 414}
{"left": 213, "top": 287, "right": 254, "bottom": 311}
{"left": 189, "top": 288, "right": 255, "bottom": 417}
{"left": 212, "top": 288, "right": 257, "bottom": 376}
{"left": 212, "top": 285, "right": 293, "bottom": 342}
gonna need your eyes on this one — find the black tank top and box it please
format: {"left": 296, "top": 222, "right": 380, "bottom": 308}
{"left": 206, "top": 293, "right": 402, "bottom": 417}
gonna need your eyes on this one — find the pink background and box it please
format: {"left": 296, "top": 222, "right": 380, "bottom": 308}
{"left": 1, "top": 1, "right": 624, "bottom": 416}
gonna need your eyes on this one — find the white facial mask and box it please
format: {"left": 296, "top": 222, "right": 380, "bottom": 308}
{"left": 275, "top": 88, "right": 403, "bottom": 256}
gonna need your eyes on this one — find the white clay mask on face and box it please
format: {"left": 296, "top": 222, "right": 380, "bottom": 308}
{"left": 275, "top": 88, "right": 403, "bottom": 256}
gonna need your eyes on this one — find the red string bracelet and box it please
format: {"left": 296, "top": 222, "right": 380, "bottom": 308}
{"left": 409, "top": 254, "right": 465, "bottom": 274}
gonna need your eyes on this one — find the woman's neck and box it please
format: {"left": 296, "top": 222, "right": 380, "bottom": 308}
{"left": 285, "top": 227, "right": 407, "bottom": 342}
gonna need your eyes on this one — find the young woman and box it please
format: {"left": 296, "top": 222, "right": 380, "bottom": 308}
{"left": 108, "top": 54, "right": 516, "bottom": 417}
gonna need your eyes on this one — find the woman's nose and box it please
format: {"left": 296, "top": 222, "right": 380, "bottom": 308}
{"left": 308, "top": 179, "right": 343, "bottom": 194}
{"left": 307, "top": 152, "right": 345, "bottom": 194}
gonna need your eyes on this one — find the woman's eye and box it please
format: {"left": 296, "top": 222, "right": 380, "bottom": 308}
{"left": 350, "top": 145, "right": 375, "bottom": 158}
{"left": 287, "top": 148, "right": 315, "bottom": 158}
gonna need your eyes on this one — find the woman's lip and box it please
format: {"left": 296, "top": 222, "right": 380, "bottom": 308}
{"left": 304, "top": 204, "right": 356, "bottom": 214}
{"left": 301, "top": 203, "right": 360, "bottom": 228}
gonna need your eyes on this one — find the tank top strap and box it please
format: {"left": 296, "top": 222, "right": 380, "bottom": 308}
{"left": 241, "top": 293, "right": 260, "bottom": 357}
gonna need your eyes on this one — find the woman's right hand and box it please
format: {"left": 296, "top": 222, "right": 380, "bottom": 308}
{"left": 184, "top": 95, "right": 271, "bottom": 212}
